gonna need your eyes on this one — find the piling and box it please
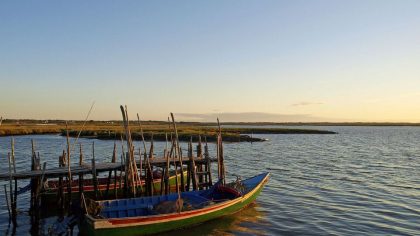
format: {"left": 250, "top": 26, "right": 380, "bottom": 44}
{"left": 189, "top": 138, "right": 198, "bottom": 191}
{"left": 197, "top": 136, "right": 203, "bottom": 188}
{"left": 146, "top": 135, "right": 154, "bottom": 196}
{"left": 205, "top": 138, "right": 213, "bottom": 187}
{"left": 8, "top": 153, "right": 16, "bottom": 224}
{"left": 164, "top": 133, "right": 171, "bottom": 195}
{"left": 79, "top": 144, "right": 84, "bottom": 203}
{"left": 11, "top": 138, "right": 18, "bottom": 219}
{"left": 170, "top": 113, "right": 185, "bottom": 192}
{"left": 58, "top": 151, "right": 65, "bottom": 213}
{"left": 217, "top": 118, "right": 226, "bottom": 184}
{"left": 106, "top": 142, "right": 117, "bottom": 198}
{"left": 92, "top": 142, "right": 99, "bottom": 200}
{"left": 65, "top": 123, "right": 72, "bottom": 209}
{"left": 4, "top": 185, "right": 11, "bottom": 221}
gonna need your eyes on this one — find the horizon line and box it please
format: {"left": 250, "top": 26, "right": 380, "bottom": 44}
{"left": 2, "top": 118, "right": 420, "bottom": 125}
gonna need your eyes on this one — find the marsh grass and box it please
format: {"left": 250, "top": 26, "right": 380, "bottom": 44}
{"left": 0, "top": 120, "right": 335, "bottom": 141}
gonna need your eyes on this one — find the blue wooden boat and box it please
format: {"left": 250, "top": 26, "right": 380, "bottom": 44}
{"left": 81, "top": 172, "right": 270, "bottom": 236}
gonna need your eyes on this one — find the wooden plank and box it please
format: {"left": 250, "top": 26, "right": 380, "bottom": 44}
{"left": 0, "top": 157, "right": 216, "bottom": 180}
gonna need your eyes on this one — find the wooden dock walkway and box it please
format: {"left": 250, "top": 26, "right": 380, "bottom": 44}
{"left": 0, "top": 157, "right": 217, "bottom": 180}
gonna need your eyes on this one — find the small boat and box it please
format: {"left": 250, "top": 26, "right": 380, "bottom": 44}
{"left": 81, "top": 172, "right": 269, "bottom": 236}
{"left": 41, "top": 171, "right": 187, "bottom": 204}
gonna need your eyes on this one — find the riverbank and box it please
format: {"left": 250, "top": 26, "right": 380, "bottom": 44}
{"left": 0, "top": 120, "right": 336, "bottom": 142}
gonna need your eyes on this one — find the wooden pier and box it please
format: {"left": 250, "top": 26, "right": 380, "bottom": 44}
{"left": 0, "top": 157, "right": 217, "bottom": 180}
{"left": 0, "top": 106, "right": 226, "bottom": 234}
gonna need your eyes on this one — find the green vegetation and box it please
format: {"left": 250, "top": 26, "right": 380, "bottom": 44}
{"left": 0, "top": 119, "right": 336, "bottom": 142}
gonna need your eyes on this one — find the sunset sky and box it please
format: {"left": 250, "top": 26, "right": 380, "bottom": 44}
{"left": 1, "top": 1, "right": 420, "bottom": 122}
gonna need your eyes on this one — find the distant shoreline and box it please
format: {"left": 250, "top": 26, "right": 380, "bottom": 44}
{"left": 1, "top": 119, "right": 420, "bottom": 126}
{"left": 0, "top": 120, "right": 336, "bottom": 142}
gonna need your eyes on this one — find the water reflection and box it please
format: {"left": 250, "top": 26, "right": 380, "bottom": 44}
{"left": 160, "top": 203, "right": 267, "bottom": 236}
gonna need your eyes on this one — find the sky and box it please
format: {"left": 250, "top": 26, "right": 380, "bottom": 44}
{"left": 1, "top": 1, "right": 420, "bottom": 122}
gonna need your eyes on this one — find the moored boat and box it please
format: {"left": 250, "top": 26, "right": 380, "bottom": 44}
{"left": 41, "top": 171, "right": 187, "bottom": 205}
{"left": 81, "top": 172, "right": 269, "bottom": 236}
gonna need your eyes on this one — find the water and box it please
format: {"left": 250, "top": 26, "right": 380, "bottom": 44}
{"left": 0, "top": 126, "right": 419, "bottom": 235}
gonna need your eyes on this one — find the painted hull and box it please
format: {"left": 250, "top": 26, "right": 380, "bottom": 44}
{"left": 81, "top": 172, "right": 269, "bottom": 236}
{"left": 41, "top": 171, "right": 187, "bottom": 205}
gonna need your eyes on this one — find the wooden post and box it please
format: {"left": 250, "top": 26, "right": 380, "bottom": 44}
{"left": 11, "top": 138, "right": 18, "bottom": 217}
{"left": 58, "top": 151, "right": 65, "bottom": 213}
{"left": 144, "top": 152, "right": 151, "bottom": 196}
{"left": 217, "top": 118, "right": 225, "bottom": 185}
{"left": 197, "top": 135, "right": 203, "bottom": 188}
{"left": 79, "top": 144, "right": 84, "bottom": 203}
{"left": 169, "top": 138, "right": 178, "bottom": 194}
{"left": 159, "top": 165, "right": 165, "bottom": 195}
{"left": 186, "top": 139, "right": 191, "bottom": 192}
{"left": 205, "top": 137, "right": 212, "bottom": 187}
{"left": 147, "top": 134, "right": 154, "bottom": 196}
{"left": 8, "top": 153, "right": 16, "bottom": 224}
{"left": 65, "top": 123, "right": 72, "bottom": 209}
{"left": 189, "top": 138, "right": 198, "bottom": 191}
{"left": 159, "top": 133, "right": 169, "bottom": 195}
{"left": 136, "top": 113, "right": 151, "bottom": 196}
{"left": 35, "top": 162, "right": 47, "bottom": 203}
{"left": 170, "top": 113, "right": 185, "bottom": 192}
{"left": 114, "top": 149, "right": 119, "bottom": 199}
{"left": 92, "top": 142, "right": 99, "bottom": 200}
{"left": 164, "top": 133, "right": 170, "bottom": 195}
{"left": 30, "top": 139, "right": 35, "bottom": 209}
{"left": 120, "top": 105, "right": 138, "bottom": 197}
{"left": 106, "top": 142, "right": 117, "bottom": 198}
{"left": 120, "top": 134, "right": 128, "bottom": 197}
{"left": 138, "top": 147, "right": 143, "bottom": 196}
{"left": 119, "top": 153, "right": 124, "bottom": 197}
{"left": 4, "top": 185, "right": 11, "bottom": 221}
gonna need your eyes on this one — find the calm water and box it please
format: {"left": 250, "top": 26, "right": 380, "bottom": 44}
{"left": 0, "top": 126, "right": 419, "bottom": 235}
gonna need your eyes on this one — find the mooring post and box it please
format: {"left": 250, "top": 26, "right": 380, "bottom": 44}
{"left": 34, "top": 162, "right": 47, "bottom": 219}
{"left": 169, "top": 138, "right": 179, "bottom": 195}
{"left": 159, "top": 139, "right": 167, "bottom": 196}
{"left": 11, "top": 138, "right": 19, "bottom": 218}
{"left": 205, "top": 137, "right": 212, "bottom": 187}
{"left": 217, "top": 118, "right": 226, "bottom": 185}
{"left": 159, "top": 163, "right": 165, "bottom": 195}
{"left": 197, "top": 135, "right": 204, "bottom": 188}
{"left": 30, "top": 139, "right": 35, "bottom": 210}
{"left": 186, "top": 137, "right": 192, "bottom": 191}
{"left": 79, "top": 143, "right": 84, "bottom": 203}
{"left": 164, "top": 133, "right": 171, "bottom": 195}
{"left": 120, "top": 135, "right": 129, "bottom": 198}
{"left": 137, "top": 147, "right": 143, "bottom": 196}
{"left": 147, "top": 134, "right": 154, "bottom": 196}
{"left": 58, "top": 151, "right": 65, "bottom": 213}
{"left": 8, "top": 153, "right": 16, "bottom": 225}
{"left": 189, "top": 138, "right": 198, "bottom": 191}
{"left": 92, "top": 142, "right": 99, "bottom": 200}
{"left": 4, "top": 185, "right": 11, "bottom": 221}
{"left": 65, "top": 123, "right": 73, "bottom": 209}
{"left": 114, "top": 154, "right": 119, "bottom": 199}
{"left": 170, "top": 113, "right": 185, "bottom": 192}
{"left": 106, "top": 142, "right": 117, "bottom": 198}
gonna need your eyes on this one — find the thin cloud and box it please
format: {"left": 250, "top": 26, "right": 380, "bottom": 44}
{"left": 175, "top": 112, "right": 325, "bottom": 122}
{"left": 291, "top": 102, "right": 324, "bottom": 107}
